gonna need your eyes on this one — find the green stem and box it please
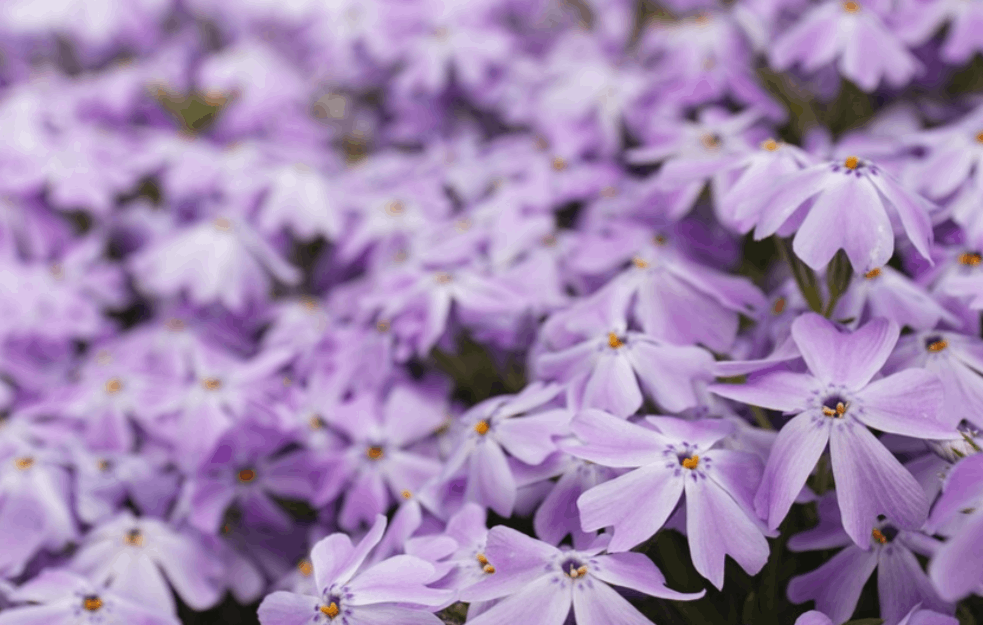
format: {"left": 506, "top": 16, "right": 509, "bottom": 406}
{"left": 750, "top": 405, "right": 775, "bottom": 430}
{"left": 774, "top": 236, "right": 823, "bottom": 314}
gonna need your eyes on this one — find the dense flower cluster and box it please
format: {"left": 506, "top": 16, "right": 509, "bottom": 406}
{"left": 0, "top": 1, "right": 982, "bottom": 624}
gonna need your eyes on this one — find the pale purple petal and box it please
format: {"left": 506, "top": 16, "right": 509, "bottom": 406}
{"left": 572, "top": 577, "right": 654, "bottom": 625}
{"left": 857, "top": 370, "right": 952, "bottom": 439}
{"left": 567, "top": 409, "right": 669, "bottom": 467}
{"left": 708, "top": 370, "right": 819, "bottom": 413}
{"left": 581, "top": 352, "right": 643, "bottom": 418}
{"left": 830, "top": 422, "right": 929, "bottom": 548}
{"left": 591, "top": 552, "right": 705, "bottom": 601}
{"left": 787, "top": 545, "right": 877, "bottom": 625}
{"left": 464, "top": 576, "right": 570, "bottom": 625}
{"left": 878, "top": 543, "right": 951, "bottom": 624}
{"left": 791, "top": 314, "right": 898, "bottom": 388}
{"left": 467, "top": 440, "right": 517, "bottom": 518}
{"left": 257, "top": 591, "right": 321, "bottom": 625}
{"left": 929, "top": 508, "right": 983, "bottom": 601}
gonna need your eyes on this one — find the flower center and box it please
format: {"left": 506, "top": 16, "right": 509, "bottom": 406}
{"left": 653, "top": 233, "right": 668, "bottom": 246}
{"left": 213, "top": 217, "right": 232, "bottom": 231}
{"left": 864, "top": 268, "right": 881, "bottom": 279}
{"left": 560, "top": 557, "right": 588, "bottom": 578}
{"left": 772, "top": 297, "right": 786, "bottom": 315}
{"left": 700, "top": 133, "right": 721, "bottom": 150}
{"left": 434, "top": 272, "right": 452, "bottom": 284}
{"left": 959, "top": 252, "right": 982, "bottom": 266}
{"left": 821, "top": 396, "right": 849, "bottom": 418}
{"left": 608, "top": 333, "right": 624, "bottom": 349}
{"left": 925, "top": 336, "right": 948, "bottom": 352}
{"left": 872, "top": 525, "right": 898, "bottom": 544}
{"left": 761, "top": 138, "right": 779, "bottom": 151}
{"left": 474, "top": 420, "right": 490, "bottom": 435}
{"left": 298, "top": 559, "right": 313, "bottom": 576}
{"left": 552, "top": 156, "right": 567, "bottom": 171}
{"left": 385, "top": 200, "right": 404, "bottom": 215}
{"left": 476, "top": 553, "right": 495, "bottom": 573}
{"left": 105, "top": 378, "right": 123, "bottom": 394}
{"left": 320, "top": 602, "right": 340, "bottom": 619}
{"left": 680, "top": 454, "right": 700, "bottom": 469}
{"left": 309, "top": 414, "right": 326, "bottom": 430}
{"left": 97, "top": 459, "right": 112, "bottom": 471}
{"left": 844, "top": 155, "right": 860, "bottom": 169}
{"left": 632, "top": 257, "right": 649, "bottom": 269}
{"left": 237, "top": 468, "right": 256, "bottom": 483}
{"left": 82, "top": 595, "right": 103, "bottom": 612}
{"left": 842, "top": 0, "right": 860, "bottom": 11}
{"left": 201, "top": 377, "right": 222, "bottom": 391}
{"left": 13, "top": 456, "right": 34, "bottom": 470}
{"left": 976, "top": 131, "right": 983, "bottom": 144}
{"left": 366, "top": 446, "right": 384, "bottom": 460}
{"left": 124, "top": 528, "right": 144, "bottom": 546}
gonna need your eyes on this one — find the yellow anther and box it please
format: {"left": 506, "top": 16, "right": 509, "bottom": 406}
{"left": 653, "top": 234, "right": 668, "bottom": 246}
{"left": 872, "top": 528, "right": 887, "bottom": 544}
{"left": 97, "top": 459, "right": 111, "bottom": 471}
{"left": 843, "top": 0, "right": 860, "bottom": 11}
{"left": 309, "top": 415, "right": 325, "bottom": 430}
{"left": 632, "top": 257, "right": 649, "bottom": 269}
{"left": 822, "top": 402, "right": 848, "bottom": 417}
{"left": 237, "top": 468, "right": 256, "bottom": 483}
{"left": 301, "top": 296, "right": 318, "bottom": 311}
{"left": 201, "top": 377, "right": 222, "bottom": 391}
{"left": 376, "top": 319, "right": 390, "bottom": 332}
{"left": 681, "top": 455, "right": 700, "bottom": 470}
{"left": 401, "top": 490, "right": 412, "bottom": 499}
{"left": 124, "top": 529, "right": 144, "bottom": 546}
{"left": 213, "top": 216, "right": 232, "bottom": 231}
{"left": 864, "top": 268, "right": 881, "bottom": 279}
{"left": 105, "top": 378, "right": 123, "bottom": 394}
{"left": 13, "top": 457, "right": 33, "bottom": 470}
{"left": 298, "top": 560, "right": 313, "bottom": 576}
{"left": 976, "top": 131, "right": 983, "bottom": 144}
{"left": 434, "top": 272, "right": 452, "bottom": 284}
{"left": 320, "top": 602, "right": 340, "bottom": 618}
{"left": 367, "top": 446, "right": 384, "bottom": 460}
{"left": 475, "top": 420, "right": 490, "bottom": 435}
{"left": 700, "top": 133, "right": 721, "bottom": 150}
{"left": 927, "top": 340, "right": 948, "bottom": 352}
{"left": 483, "top": 564, "right": 496, "bottom": 574}
{"left": 761, "top": 139, "right": 779, "bottom": 151}
{"left": 844, "top": 155, "right": 860, "bottom": 169}
{"left": 608, "top": 333, "right": 624, "bottom": 349}
{"left": 83, "top": 596, "right": 104, "bottom": 611}
{"left": 455, "top": 219, "right": 471, "bottom": 232}
{"left": 959, "top": 252, "right": 982, "bottom": 266}
{"left": 551, "top": 156, "right": 567, "bottom": 171}
{"left": 386, "top": 200, "right": 404, "bottom": 215}
{"left": 772, "top": 297, "right": 786, "bottom": 315}
{"left": 476, "top": 553, "right": 489, "bottom": 565}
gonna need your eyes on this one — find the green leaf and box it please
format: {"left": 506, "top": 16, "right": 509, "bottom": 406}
{"left": 842, "top": 619, "right": 884, "bottom": 625}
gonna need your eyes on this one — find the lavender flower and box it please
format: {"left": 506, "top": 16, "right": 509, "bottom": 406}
{"left": 710, "top": 314, "right": 954, "bottom": 547}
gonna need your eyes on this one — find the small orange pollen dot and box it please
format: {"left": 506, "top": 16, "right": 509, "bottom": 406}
{"left": 772, "top": 297, "right": 787, "bottom": 315}
{"left": 401, "top": 490, "right": 412, "bottom": 499}
{"left": 367, "top": 446, "right": 384, "bottom": 460}
{"left": 13, "top": 457, "right": 33, "bottom": 470}
{"left": 483, "top": 564, "right": 496, "bottom": 574}
{"left": 864, "top": 268, "right": 882, "bottom": 279}
{"left": 237, "top": 468, "right": 256, "bottom": 483}
{"left": 600, "top": 186, "right": 618, "bottom": 197}
{"left": 632, "top": 257, "right": 649, "bottom": 269}
{"left": 320, "top": 602, "right": 340, "bottom": 618}
{"left": 976, "top": 131, "right": 983, "bottom": 144}
{"left": 475, "top": 420, "right": 490, "bottom": 435}
{"left": 927, "top": 339, "right": 948, "bottom": 352}
{"left": 82, "top": 596, "right": 103, "bottom": 611}
{"left": 201, "top": 377, "right": 222, "bottom": 391}
{"left": 654, "top": 234, "right": 668, "bottom": 246}
{"left": 822, "top": 402, "right": 848, "bottom": 417}
{"left": 213, "top": 216, "right": 232, "bottom": 231}
{"left": 701, "top": 133, "right": 721, "bottom": 150}
{"left": 376, "top": 319, "right": 390, "bottom": 332}
{"left": 434, "top": 272, "right": 452, "bottom": 284}
{"left": 298, "top": 560, "right": 313, "bottom": 576}
{"left": 681, "top": 455, "right": 700, "bottom": 470}
{"left": 309, "top": 414, "right": 326, "bottom": 430}
{"left": 844, "top": 155, "right": 860, "bottom": 169}
{"left": 761, "top": 139, "right": 780, "bottom": 151}
{"left": 386, "top": 200, "right": 404, "bottom": 215}
{"left": 843, "top": 0, "right": 861, "bottom": 11}
{"left": 476, "top": 553, "right": 489, "bottom": 565}
{"left": 608, "top": 333, "right": 624, "bottom": 349}
{"left": 872, "top": 528, "right": 887, "bottom": 544}
{"left": 124, "top": 529, "right": 144, "bottom": 546}
{"left": 551, "top": 156, "right": 567, "bottom": 171}
{"left": 959, "top": 252, "right": 982, "bottom": 266}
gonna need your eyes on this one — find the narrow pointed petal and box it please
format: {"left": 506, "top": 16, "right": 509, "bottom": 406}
{"left": 787, "top": 545, "right": 877, "bottom": 625}
{"left": 755, "top": 412, "right": 831, "bottom": 529}
{"left": 592, "top": 552, "right": 705, "bottom": 601}
{"left": 708, "top": 371, "right": 820, "bottom": 413}
{"left": 572, "top": 578, "right": 655, "bottom": 625}
{"left": 568, "top": 409, "right": 669, "bottom": 467}
{"left": 857, "top": 369, "right": 952, "bottom": 439}
{"left": 929, "top": 508, "right": 983, "bottom": 602}
{"left": 791, "top": 314, "right": 898, "bottom": 388}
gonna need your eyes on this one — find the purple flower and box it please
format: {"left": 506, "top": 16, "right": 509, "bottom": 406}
{"left": 257, "top": 514, "right": 452, "bottom": 625}
{"left": 748, "top": 155, "right": 935, "bottom": 272}
{"left": 834, "top": 265, "right": 959, "bottom": 333}
{"left": 532, "top": 284, "right": 715, "bottom": 418}
{"left": 710, "top": 313, "right": 954, "bottom": 547}
{"left": 884, "top": 330, "right": 983, "bottom": 429}
{"left": 69, "top": 512, "right": 224, "bottom": 614}
{"left": 769, "top": 0, "right": 920, "bottom": 91}
{"left": 925, "top": 452, "right": 983, "bottom": 601}
{"left": 895, "top": 0, "right": 983, "bottom": 64}
{"left": 182, "top": 420, "right": 319, "bottom": 534}
{"left": 533, "top": 453, "right": 618, "bottom": 550}
{"left": 458, "top": 525, "right": 703, "bottom": 625}
{"left": 565, "top": 410, "right": 770, "bottom": 588}
{"left": 0, "top": 569, "right": 180, "bottom": 625}
{"left": 440, "top": 382, "right": 569, "bottom": 517}
{"left": 786, "top": 493, "right": 951, "bottom": 625}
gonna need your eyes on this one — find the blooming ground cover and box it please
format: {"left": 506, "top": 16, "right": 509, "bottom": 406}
{"left": 1, "top": 0, "right": 983, "bottom": 624}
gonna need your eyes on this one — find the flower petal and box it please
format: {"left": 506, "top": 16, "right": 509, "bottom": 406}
{"left": 567, "top": 409, "right": 669, "bottom": 468}
{"left": 787, "top": 545, "right": 877, "bottom": 625}
{"left": 709, "top": 370, "right": 819, "bottom": 413}
{"left": 578, "top": 464, "right": 683, "bottom": 552}
{"left": 572, "top": 577, "right": 655, "bottom": 625}
{"left": 257, "top": 591, "right": 321, "bottom": 625}
{"left": 857, "top": 369, "right": 951, "bottom": 439}
{"left": 928, "top": 508, "right": 983, "bottom": 602}
{"left": 464, "top": 575, "right": 570, "bottom": 625}
{"left": 466, "top": 440, "right": 517, "bottom": 518}
{"left": 755, "top": 412, "right": 831, "bottom": 530}
{"left": 878, "top": 542, "right": 951, "bottom": 625}
{"left": 591, "top": 552, "right": 705, "bottom": 601}
{"left": 791, "top": 314, "right": 898, "bottom": 388}
{"left": 830, "top": 421, "right": 929, "bottom": 548}
{"left": 582, "top": 352, "right": 643, "bottom": 418}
